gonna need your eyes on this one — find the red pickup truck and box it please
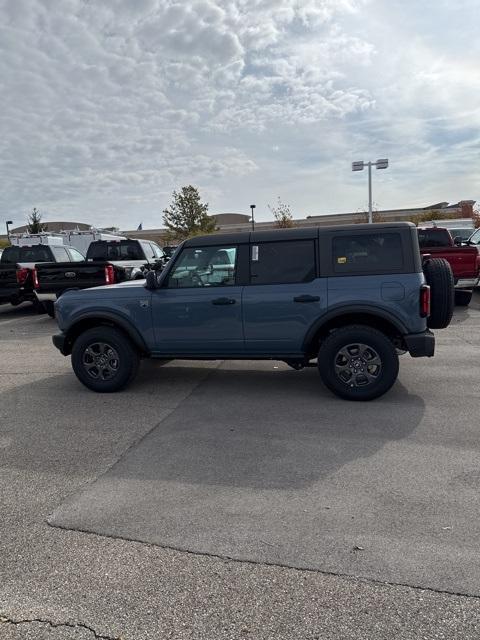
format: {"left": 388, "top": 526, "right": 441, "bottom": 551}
{"left": 417, "top": 227, "right": 479, "bottom": 306}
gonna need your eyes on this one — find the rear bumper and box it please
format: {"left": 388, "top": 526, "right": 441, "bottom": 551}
{"left": 52, "top": 333, "right": 69, "bottom": 355}
{"left": 455, "top": 277, "right": 479, "bottom": 289}
{"left": 35, "top": 291, "right": 56, "bottom": 302}
{"left": 0, "top": 287, "right": 35, "bottom": 304}
{"left": 404, "top": 330, "right": 435, "bottom": 358}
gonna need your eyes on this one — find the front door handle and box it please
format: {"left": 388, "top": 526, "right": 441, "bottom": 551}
{"left": 293, "top": 294, "right": 320, "bottom": 303}
{"left": 212, "top": 297, "right": 236, "bottom": 305}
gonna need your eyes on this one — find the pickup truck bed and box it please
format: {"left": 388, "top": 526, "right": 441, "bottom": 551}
{"left": 419, "top": 245, "right": 479, "bottom": 288}
{"left": 417, "top": 227, "right": 479, "bottom": 304}
{"left": 34, "top": 261, "right": 127, "bottom": 302}
{"left": 33, "top": 239, "right": 167, "bottom": 313}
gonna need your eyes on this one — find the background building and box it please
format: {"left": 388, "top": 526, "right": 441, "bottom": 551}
{"left": 121, "top": 200, "right": 476, "bottom": 244}
{"left": 1, "top": 200, "right": 475, "bottom": 244}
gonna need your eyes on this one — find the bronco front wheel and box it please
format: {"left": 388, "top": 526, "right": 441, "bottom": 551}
{"left": 318, "top": 325, "right": 399, "bottom": 401}
{"left": 71, "top": 326, "right": 139, "bottom": 392}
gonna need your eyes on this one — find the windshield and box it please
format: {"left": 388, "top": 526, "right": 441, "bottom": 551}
{"left": 449, "top": 228, "right": 474, "bottom": 242}
{"left": 468, "top": 228, "right": 480, "bottom": 245}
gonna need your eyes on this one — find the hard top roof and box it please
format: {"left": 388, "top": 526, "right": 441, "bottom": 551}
{"left": 184, "top": 221, "right": 416, "bottom": 246}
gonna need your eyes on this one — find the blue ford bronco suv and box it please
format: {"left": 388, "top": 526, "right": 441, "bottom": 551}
{"left": 53, "top": 223, "right": 454, "bottom": 401}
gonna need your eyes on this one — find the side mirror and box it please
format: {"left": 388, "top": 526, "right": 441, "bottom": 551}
{"left": 145, "top": 270, "right": 158, "bottom": 290}
{"left": 453, "top": 236, "right": 462, "bottom": 246}
{"left": 152, "top": 259, "right": 164, "bottom": 271}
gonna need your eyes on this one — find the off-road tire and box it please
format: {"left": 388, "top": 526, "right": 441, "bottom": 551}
{"left": 423, "top": 258, "right": 454, "bottom": 329}
{"left": 71, "top": 326, "right": 139, "bottom": 392}
{"left": 318, "top": 325, "right": 399, "bottom": 401}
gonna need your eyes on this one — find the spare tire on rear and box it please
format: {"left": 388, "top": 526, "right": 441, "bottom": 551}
{"left": 423, "top": 258, "right": 454, "bottom": 329}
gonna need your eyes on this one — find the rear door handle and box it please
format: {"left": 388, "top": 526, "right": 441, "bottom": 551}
{"left": 212, "top": 297, "right": 236, "bottom": 305}
{"left": 293, "top": 295, "right": 320, "bottom": 303}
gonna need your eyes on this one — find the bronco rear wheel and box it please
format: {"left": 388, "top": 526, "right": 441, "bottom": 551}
{"left": 71, "top": 326, "right": 139, "bottom": 392}
{"left": 318, "top": 325, "right": 399, "bottom": 401}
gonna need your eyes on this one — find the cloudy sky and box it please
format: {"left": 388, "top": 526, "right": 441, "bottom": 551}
{"left": 1, "top": 0, "right": 479, "bottom": 230}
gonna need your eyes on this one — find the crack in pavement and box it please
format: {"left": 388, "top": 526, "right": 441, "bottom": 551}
{"left": 0, "top": 615, "right": 120, "bottom": 639}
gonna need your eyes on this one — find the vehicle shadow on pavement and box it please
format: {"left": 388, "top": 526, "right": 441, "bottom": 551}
{"left": 100, "top": 363, "right": 425, "bottom": 491}
{"left": 0, "top": 301, "right": 38, "bottom": 318}
{"left": 0, "top": 363, "right": 425, "bottom": 492}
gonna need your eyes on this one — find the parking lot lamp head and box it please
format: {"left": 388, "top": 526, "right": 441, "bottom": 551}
{"left": 352, "top": 159, "right": 389, "bottom": 223}
{"left": 250, "top": 204, "right": 256, "bottom": 232}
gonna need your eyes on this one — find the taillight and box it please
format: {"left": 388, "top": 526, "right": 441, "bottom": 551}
{"left": 32, "top": 268, "right": 39, "bottom": 289}
{"left": 420, "top": 285, "right": 431, "bottom": 318}
{"left": 105, "top": 264, "right": 115, "bottom": 285}
{"left": 16, "top": 268, "right": 29, "bottom": 286}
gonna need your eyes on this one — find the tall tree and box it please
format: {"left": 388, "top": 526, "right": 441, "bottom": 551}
{"left": 269, "top": 197, "right": 294, "bottom": 228}
{"left": 27, "top": 207, "right": 45, "bottom": 233}
{"left": 163, "top": 186, "right": 216, "bottom": 240}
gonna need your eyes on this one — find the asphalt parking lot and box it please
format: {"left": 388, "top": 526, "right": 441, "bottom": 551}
{"left": 1, "top": 296, "right": 480, "bottom": 639}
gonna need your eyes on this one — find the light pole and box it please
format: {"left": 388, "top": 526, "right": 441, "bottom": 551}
{"left": 6, "top": 220, "right": 13, "bottom": 239}
{"left": 250, "top": 204, "right": 256, "bottom": 232}
{"left": 352, "top": 159, "right": 389, "bottom": 223}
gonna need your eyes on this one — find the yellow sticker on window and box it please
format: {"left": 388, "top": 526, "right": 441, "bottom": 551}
{"left": 337, "top": 256, "right": 347, "bottom": 264}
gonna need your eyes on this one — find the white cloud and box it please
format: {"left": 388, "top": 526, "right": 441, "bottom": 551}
{"left": 0, "top": 0, "right": 478, "bottom": 229}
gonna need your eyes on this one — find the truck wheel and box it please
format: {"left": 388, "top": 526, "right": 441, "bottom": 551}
{"left": 44, "top": 301, "right": 55, "bottom": 318}
{"left": 454, "top": 290, "right": 472, "bottom": 307}
{"left": 33, "top": 299, "right": 47, "bottom": 314}
{"left": 422, "top": 258, "right": 454, "bottom": 329}
{"left": 71, "top": 326, "right": 139, "bottom": 392}
{"left": 318, "top": 325, "right": 399, "bottom": 401}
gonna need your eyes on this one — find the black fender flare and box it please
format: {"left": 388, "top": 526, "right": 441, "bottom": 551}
{"left": 302, "top": 304, "right": 408, "bottom": 352}
{"left": 64, "top": 311, "right": 149, "bottom": 355}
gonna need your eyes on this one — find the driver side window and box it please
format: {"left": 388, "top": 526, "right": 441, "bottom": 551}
{"left": 167, "top": 245, "right": 237, "bottom": 288}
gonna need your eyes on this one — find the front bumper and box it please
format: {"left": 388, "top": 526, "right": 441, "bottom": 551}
{"left": 404, "top": 330, "right": 435, "bottom": 358}
{"left": 52, "top": 333, "right": 69, "bottom": 356}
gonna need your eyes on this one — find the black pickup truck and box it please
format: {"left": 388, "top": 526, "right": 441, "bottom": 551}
{"left": 0, "top": 243, "right": 82, "bottom": 309}
{"left": 34, "top": 238, "right": 166, "bottom": 316}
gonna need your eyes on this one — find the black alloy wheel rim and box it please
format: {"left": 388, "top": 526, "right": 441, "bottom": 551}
{"left": 334, "top": 342, "right": 382, "bottom": 388}
{"left": 82, "top": 342, "right": 120, "bottom": 380}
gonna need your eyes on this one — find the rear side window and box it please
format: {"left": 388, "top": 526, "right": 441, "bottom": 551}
{"left": 51, "top": 246, "right": 70, "bottom": 262}
{"left": 150, "top": 243, "right": 164, "bottom": 259}
{"left": 417, "top": 229, "right": 451, "bottom": 248}
{"left": 66, "top": 247, "right": 86, "bottom": 262}
{"left": 250, "top": 240, "right": 316, "bottom": 284}
{"left": 332, "top": 233, "right": 403, "bottom": 274}
{"left": 139, "top": 241, "right": 154, "bottom": 259}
